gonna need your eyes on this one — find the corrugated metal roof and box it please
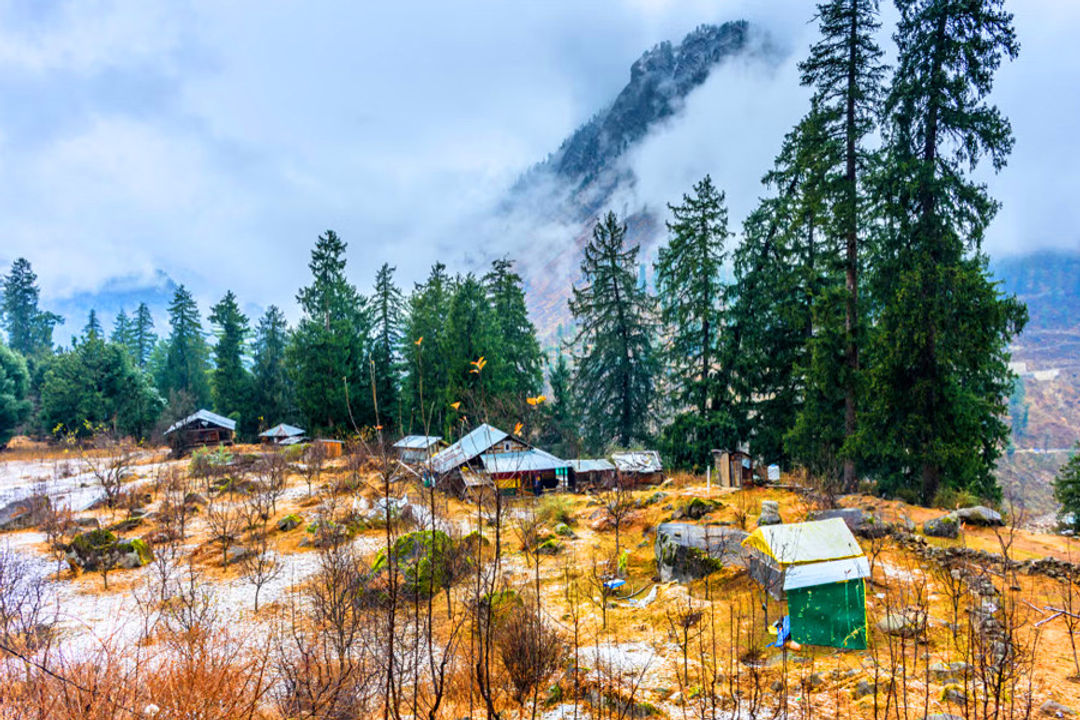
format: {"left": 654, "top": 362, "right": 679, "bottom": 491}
{"left": 567, "top": 459, "right": 616, "bottom": 473}
{"left": 393, "top": 435, "right": 443, "bottom": 449}
{"left": 164, "top": 409, "right": 237, "bottom": 435}
{"left": 480, "top": 448, "right": 569, "bottom": 474}
{"left": 784, "top": 555, "right": 870, "bottom": 590}
{"left": 430, "top": 424, "right": 509, "bottom": 474}
{"left": 742, "top": 518, "right": 863, "bottom": 566}
{"left": 611, "top": 450, "right": 662, "bottom": 473}
{"left": 259, "top": 423, "right": 305, "bottom": 438}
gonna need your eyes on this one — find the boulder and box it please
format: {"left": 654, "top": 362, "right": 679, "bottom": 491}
{"left": 680, "top": 497, "right": 720, "bottom": 520}
{"left": 74, "top": 516, "right": 101, "bottom": 529}
{"left": 655, "top": 523, "right": 748, "bottom": 582}
{"left": 0, "top": 495, "right": 51, "bottom": 531}
{"left": 954, "top": 506, "right": 1003, "bottom": 527}
{"left": 877, "top": 608, "right": 926, "bottom": 638}
{"left": 226, "top": 544, "right": 255, "bottom": 564}
{"left": 924, "top": 514, "right": 960, "bottom": 539}
{"left": 117, "top": 538, "right": 154, "bottom": 569}
{"left": 553, "top": 522, "right": 575, "bottom": 537}
{"left": 941, "top": 685, "right": 967, "bottom": 704}
{"left": 757, "top": 500, "right": 782, "bottom": 526}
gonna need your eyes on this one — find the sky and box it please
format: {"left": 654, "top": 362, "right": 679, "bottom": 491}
{"left": 0, "top": 0, "right": 1077, "bottom": 325}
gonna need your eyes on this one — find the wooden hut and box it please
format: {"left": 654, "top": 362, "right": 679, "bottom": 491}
{"left": 611, "top": 451, "right": 663, "bottom": 486}
{"left": 480, "top": 448, "right": 569, "bottom": 496}
{"left": 429, "top": 424, "right": 529, "bottom": 494}
{"left": 392, "top": 435, "right": 446, "bottom": 464}
{"left": 566, "top": 459, "right": 616, "bottom": 491}
{"left": 164, "top": 410, "right": 236, "bottom": 455}
{"left": 712, "top": 449, "right": 754, "bottom": 488}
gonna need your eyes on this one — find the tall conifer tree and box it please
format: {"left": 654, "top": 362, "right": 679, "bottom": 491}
{"left": 1, "top": 258, "right": 62, "bottom": 357}
{"left": 569, "top": 212, "right": 657, "bottom": 450}
{"left": 370, "top": 263, "right": 405, "bottom": 430}
{"left": 863, "top": 0, "right": 1026, "bottom": 502}
{"left": 209, "top": 291, "right": 253, "bottom": 431}
{"left": 159, "top": 285, "right": 211, "bottom": 409}
{"left": 252, "top": 306, "right": 295, "bottom": 429}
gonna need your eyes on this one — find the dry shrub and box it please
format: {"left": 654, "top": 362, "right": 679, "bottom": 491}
{"left": 496, "top": 603, "right": 562, "bottom": 705}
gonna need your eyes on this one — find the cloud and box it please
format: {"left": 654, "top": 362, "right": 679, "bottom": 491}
{"left": 0, "top": 0, "right": 1073, "bottom": 332}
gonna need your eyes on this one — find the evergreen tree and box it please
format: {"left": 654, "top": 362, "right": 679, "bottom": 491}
{"left": 1, "top": 258, "right": 63, "bottom": 356}
{"left": 484, "top": 257, "right": 543, "bottom": 402}
{"left": 401, "top": 263, "right": 454, "bottom": 435}
{"left": 132, "top": 303, "right": 157, "bottom": 369}
{"left": 252, "top": 306, "right": 296, "bottom": 430}
{"left": 209, "top": 291, "right": 253, "bottom": 433}
{"left": 569, "top": 212, "right": 657, "bottom": 450}
{"left": 1053, "top": 445, "right": 1080, "bottom": 534}
{"left": 158, "top": 285, "right": 211, "bottom": 409}
{"left": 444, "top": 273, "right": 500, "bottom": 428}
{"left": 862, "top": 0, "right": 1026, "bottom": 503}
{"left": 83, "top": 309, "right": 103, "bottom": 341}
{"left": 798, "top": 0, "right": 886, "bottom": 489}
{"left": 39, "top": 336, "right": 163, "bottom": 438}
{"left": 729, "top": 109, "right": 837, "bottom": 468}
{"left": 370, "top": 263, "right": 405, "bottom": 430}
{"left": 655, "top": 175, "right": 737, "bottom": 469}
{"left": 111, "top": 309, "right": 135, "bottom": 358}
{"left": 0, "top": 342, "right": 31, "bottom": 448}
{"left": 288, "top": 230, "right": 372, "bottom": 432}
{"left": 537, "top": 351, "right": 579, "bottom": 459}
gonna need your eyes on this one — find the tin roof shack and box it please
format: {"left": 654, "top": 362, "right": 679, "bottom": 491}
{"left": 481, "top": 448, "right": 569, "bottom": 496}
{"left": 429, "top": 424, "right": 529, "bottom": 494}
{"left": 393, "top": 435, "right": 446, "bottom": 464}
{"left": 712, "top": 449, "right": 754, "bottom": 489}
{"left": 742, "top": 518, "right": 870, "bottom": 649}
{"left": 611, "top": 451, "right": 663, "bottom": 486}
{"left": 566, "top": 459, "right": 616, "bottom": 491}
{"left": 655, "top": 523, "right": 749, "bottom": 582}
{"left": 259, "top": 423, "right": 306, "bottom": 446}
{"left": 164, "top": 410, "right": 236, "bottom": 456}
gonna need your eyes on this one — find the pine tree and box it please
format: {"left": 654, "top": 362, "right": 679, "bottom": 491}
{"left": 111, "top": 309, "right": 134, "bottom": 358}
{"left": 862, "top": 0, "right": 1026, "bottom": 503}
{"left": 132, "top": 303, "right": 157, "bottom": 369}
{"left": 0, "top": 342, "right": 31, "bottom": 448}
{"left": 484, "top": 257, "right": 543, "bottom": 401}
{"left": 655, "top": 175, "right": 737, "bottom": 469}
{"left": 728, "top": 109, "right": 837, "bottom": 468}
{"left": 401, "top": 263, "right": 454, "bottom": 435}
{"left": 83, "top": 309, "right": 103, "bottom": 341}
{"left": 209, "top": 291, "right": 253, "bottom": 432}
{"left": 444, "top": 273, "right": 500, "bottom": 427}
{"left": 288, "top": 230, "right": 372, "bottom": 432}
{"left": 1, "top": 258, "right": 63, "bottom": 356}
{"left": 158, "top": 285, "right": 211, "bottom": 409}
{"left": 798, "top": 0, "right": 886, "bottom": 489}
{"left": 252, "top": 306, "right": 295, "bottom": 430}
{"left": 537, "top": 351, "right": 579, "bottom": 459}
{"left": 371, "top": 263, "right": 405, "bottom": 430}
{"left": 1053, "top": 445, "right": 1080, "bottom": 534}
{"left": 569, "top": 212, "right": 658, "bottom": 450}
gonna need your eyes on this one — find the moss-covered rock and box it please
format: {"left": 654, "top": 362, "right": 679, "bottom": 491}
{"left": 372, "top": 529, "right": 456, "bottom": 597}
{"left": 679, "top": 497, "right": 720, "bottom": 520}
{"left": 116, "top": 537, "right": 153, "bottom": 568}
{"left": 277, "top": 513, "right": 303, "bottom": 532}
{"left": 553, "top": 522, "right": 574, "bottom": 537}
{"left": 536, "top": 538, "right": 563, "bottom": 555}
{"left": 68, "top": 529, "right": 118, "bottom": 570}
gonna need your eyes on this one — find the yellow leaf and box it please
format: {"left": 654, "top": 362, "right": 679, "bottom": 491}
{"left": 415, "top": 336, "right": 423, "bottom": 346}
{"left": 514, "top": 422, "right": 524, "bottom": 435}
{"left": 450, "top": 401, "right": 461, "bottom": 410}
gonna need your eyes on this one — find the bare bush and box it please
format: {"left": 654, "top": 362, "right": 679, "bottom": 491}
{"left": 497, "top": 602, "right": 561, "bottom": 708}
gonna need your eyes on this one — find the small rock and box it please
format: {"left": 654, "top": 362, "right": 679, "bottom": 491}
{"left": 954, "top": 505, "right": 1004, "bottom": 527}
{"left": 183, "top": 492, "right": 208, "bottom": 506}
{"left": 853, "top": 680, "right": 875, "bottom": 700}
{"left": 1040, "top": 701, "right": 1077, "bottom": 717}
{"left": 941, "top": 685, "right": 967, "bottom": 704}
{"left": 758, "top": 500, "right": 782, "bottom": 526}
{"left": 877, "top": 609, "right": 926, "bottom": 638}
{"left": 276, "top": 514, "right": 303, "bottom": 532}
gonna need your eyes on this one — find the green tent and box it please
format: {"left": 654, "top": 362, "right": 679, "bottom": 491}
{"left": 743, "top": 518, "right": 870, "bottom": 649}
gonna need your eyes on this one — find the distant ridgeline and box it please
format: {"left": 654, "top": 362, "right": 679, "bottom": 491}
{"left": 992, "top": 251, "right": 1080, "bottom": 331}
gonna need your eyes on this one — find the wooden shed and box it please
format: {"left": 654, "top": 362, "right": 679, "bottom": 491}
{"left": 164, "top": 409, "right": 236, "bottom": 455}
{"left": 712, "top": 449, "right": 754, "bottom": 488}
{"left": 611, "top": 451, "right": 663, "bottom": 486}
{"left": 392, "top": 435, "right": 446, "bottom": 464}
